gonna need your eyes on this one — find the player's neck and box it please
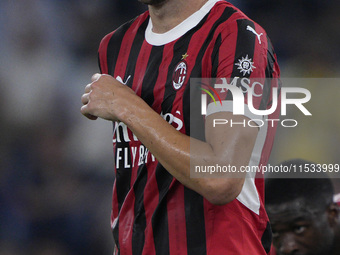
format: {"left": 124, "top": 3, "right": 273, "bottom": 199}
{"left": 148, "top": 0, "right": 208, "bottom": 33}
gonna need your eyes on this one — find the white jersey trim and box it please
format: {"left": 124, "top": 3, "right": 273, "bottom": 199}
{"left": 145, "top": 0, "right": 222, "bottom": 46}
{"left": 236, "top": 115, "right": 268, "bottom": 215}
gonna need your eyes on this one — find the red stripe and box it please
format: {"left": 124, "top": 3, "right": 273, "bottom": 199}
{"left": 167, "top": 182, "right": 188, "bottom": 254}
{"left": 210, "top": 10, "right": 238, "bottom": 103}
{"left": 216, "top": 15, "right": 238, "bottom": 79}
{"left": 141, "top": 162, "right": 159, "bottom": 254}
{"left": 118, "top": 189, "right": 135, "bottom": 255}
{"left": 114, "top": 13, "right": 149, "bottom": 79}
{"left": 111, "top": 181, "right": 119, "bottom": 227}
{"left": 98, "top": 31, "right": 114, "bottom": 74}
{"left": 203, "top": 199, "right": 214, "bottom": 255}
{"left": 132, "top": 41, "right": 153, "bottom": 97}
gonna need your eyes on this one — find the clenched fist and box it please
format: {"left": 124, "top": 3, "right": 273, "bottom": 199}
{"left": 81, "top": 73, "right": 137, "bottom": 122}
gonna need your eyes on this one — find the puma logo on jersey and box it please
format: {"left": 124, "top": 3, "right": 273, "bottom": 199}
{"left": 116, "top": 75, "right": 131, "bottom": 85}
{"left": 246, "top": 25, "right": 263, "bottom": 45}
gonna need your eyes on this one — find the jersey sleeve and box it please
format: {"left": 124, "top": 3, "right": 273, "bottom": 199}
{"left": 98, "top": 31, "right": 115, "bottom": 75}
{"left": 207, "top": 18, "right": 280, "bottom": 124}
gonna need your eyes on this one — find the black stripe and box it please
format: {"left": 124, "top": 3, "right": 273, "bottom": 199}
{"left": 112, "top": 216, "right": 120, "bottom": 252}
{"left": 184, "top": 188, "right": 206, "bottom": 255}
{"left": 124, "top": 17, "right": 150, "bottom": 88}
{"left": 259, "top": 35, "right": 276, "bottom": 110}
{"left": 230, "top": 19, "right": 256, "bottom": 79}
{"left": 261, "top": 222, "right": 273, "bottom": 254}
{"left": 211, "top": 33, "right": 222, "bottom": 78}
{"left": 225, "top": 19, "right": 256, "bottom": 101}
{"left": 132, "top": 164, "right": 148, "bottom": 255}
{"left": 141, "top": 46, "right": 165, "bottom": 106}
{"left": 98, "top": 53, "right": 102, "bottom": 73}
{"left": 106, "top": 19, "right": 136, "bottom": 76}
{"left": 114, "top": 134, "right": 133, "bottom": 211}
{"left": 153, "top": 165, "right": 173, "bottom": 255}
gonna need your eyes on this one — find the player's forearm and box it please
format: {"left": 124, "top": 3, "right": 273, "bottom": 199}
{"left": 119, "top": 99, "right": 245, "bottom": 205}
{"left": 81, "top": 74, "right": 247, "bottom": 204}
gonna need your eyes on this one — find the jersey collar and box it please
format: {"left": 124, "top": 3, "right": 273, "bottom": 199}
{"left": 145, "top": 0, "right": 222, "bottom": 46}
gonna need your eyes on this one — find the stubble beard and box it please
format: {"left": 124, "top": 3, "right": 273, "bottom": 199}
{"left": 138, "top": 0, "right": 169, "bottom": 6}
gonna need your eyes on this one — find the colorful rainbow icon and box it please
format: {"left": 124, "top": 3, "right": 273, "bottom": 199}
{"left": 200, "top": 83, "right": 223, "bottom": 106}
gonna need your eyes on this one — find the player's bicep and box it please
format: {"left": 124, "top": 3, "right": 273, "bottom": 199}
{"left": 205, "top": 111, "right": 258, "bottom": 171}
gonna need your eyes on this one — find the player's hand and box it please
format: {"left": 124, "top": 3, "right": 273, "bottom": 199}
{"left": 80, "top": 73, "right": 136, "bottom": 121}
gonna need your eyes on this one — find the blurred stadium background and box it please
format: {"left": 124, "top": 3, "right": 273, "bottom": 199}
{"left": 0, "top": 0, "right": 339, "bottom": 254}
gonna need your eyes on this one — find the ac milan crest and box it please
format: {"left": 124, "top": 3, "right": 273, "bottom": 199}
{"left": 172, "top": 53, "right": 189, "bottom": 90}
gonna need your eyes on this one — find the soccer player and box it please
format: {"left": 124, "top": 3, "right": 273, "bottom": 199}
{"left": 81, "top": 0, "right": 280, "bottom": 254}
{"left": 265, "top": 159, "right": 340, "bottom": 255}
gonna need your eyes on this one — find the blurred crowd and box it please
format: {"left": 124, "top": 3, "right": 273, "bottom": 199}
{"left": 0, "top": 0, "right": 339, "bottom": 254}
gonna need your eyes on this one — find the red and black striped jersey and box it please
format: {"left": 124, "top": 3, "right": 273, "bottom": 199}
{"left": 98, "top": 0, "right": 280, "bottom": 254}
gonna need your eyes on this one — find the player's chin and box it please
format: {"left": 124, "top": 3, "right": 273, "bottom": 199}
{"left": 85, "top": 113, "right": 98, "bottom": 120}
{"left": 138, "top": 0, "right": 168, "bottom": 6}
